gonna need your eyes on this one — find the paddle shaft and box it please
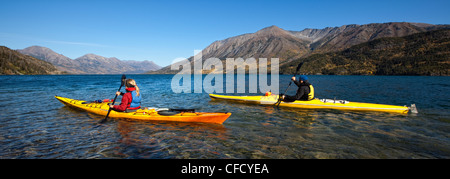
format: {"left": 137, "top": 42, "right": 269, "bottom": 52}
{"left": 276, "top": 62, "right": 304, "bottom": 107}
{"left": 108, "top": 86, "right": 123, "bottom": 112}
{"left": 276, "top": 81, "right": 293, "bottom": 107}
{"left": 99, "top": 74, "right": 126, "bottom": 123}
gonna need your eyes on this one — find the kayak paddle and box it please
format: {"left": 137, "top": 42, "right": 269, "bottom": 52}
{"left": 99, "top": 74, "right": 126, "bottom": 124}
{"left": 275, "top": 62, "right": 304, "bottom": 107}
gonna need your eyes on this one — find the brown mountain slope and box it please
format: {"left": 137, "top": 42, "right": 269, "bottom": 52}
{"left": 18, "top": 46, "right": 84, "bottom": 74}
{"left": 202, "top": 25, "right": 310, "bottom": 60}
{"left": 309, "top": 22, "right": 441, "bottom": 53}
{"left": 0, "top": 46, "right": 61, "bottom": 75}
{"left": 280, "top": 29, "right": 450, "bottom": 76}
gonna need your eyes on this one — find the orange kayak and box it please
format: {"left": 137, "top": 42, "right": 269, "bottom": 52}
{"left": 55, "top": 96, "right": 230, "bottom": 124}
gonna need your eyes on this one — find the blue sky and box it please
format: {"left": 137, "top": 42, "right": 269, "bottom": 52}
{"left": 1, "top": 0, "right": 449, "bottom": 66}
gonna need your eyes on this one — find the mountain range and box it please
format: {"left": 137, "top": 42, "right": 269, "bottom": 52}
{"left": 3, "top": 22, "right": 449, "bottom": 76}
{"left": 18, "top": 46, "right": 161, "bottom": 74}
{"left": 151, "top": 22, "right": 450, "bottom": 75}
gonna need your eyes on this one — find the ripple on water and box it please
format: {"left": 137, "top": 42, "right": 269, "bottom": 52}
{"left": 1, "top": 75, "right": 450, "bottom": 159}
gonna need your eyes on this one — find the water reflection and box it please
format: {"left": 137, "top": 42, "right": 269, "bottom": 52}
{"left": 95, "top": 119, "right": 227, "bottom": 159}
{"left": 59, "top": 105, "right": 230, "bottom": 158}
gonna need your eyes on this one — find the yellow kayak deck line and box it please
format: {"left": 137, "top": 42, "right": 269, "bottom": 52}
{"left": 56, "top": 96, "right": 230, "bottom": 124}
{"left": 209, "top": 94, "right": 416, "bottom": 114}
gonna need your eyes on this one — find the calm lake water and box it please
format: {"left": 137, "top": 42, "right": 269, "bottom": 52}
{"left": 0, "top": 74, "right": 449, "bottom": 159}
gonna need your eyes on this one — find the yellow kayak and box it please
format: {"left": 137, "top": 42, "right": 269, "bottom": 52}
{"left": 56, "top": 96, "right": 231, "bottom": 124}
{"left": 209, "top": 94, "right": 416, "bottom": 114}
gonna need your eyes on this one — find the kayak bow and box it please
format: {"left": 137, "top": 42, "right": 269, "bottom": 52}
{"left": 209, "top": 94, "right": 417, "bottom": 114}
{"left": 56, "top": 96, "right": 230, "bottom": 124}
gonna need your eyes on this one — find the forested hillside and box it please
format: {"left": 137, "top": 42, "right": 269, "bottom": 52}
{"left": 0, "top": 46, "right": 61, "bottom": 75}
{"left": 280, "top": 29, "right": 450, "bottom": 76}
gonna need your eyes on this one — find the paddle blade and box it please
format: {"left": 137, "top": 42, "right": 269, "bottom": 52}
{"left": 295, "top": 62, "right": 304, "bottom": 73}
{"left": 121, "top": 74, "right": 126, "bottom": 86}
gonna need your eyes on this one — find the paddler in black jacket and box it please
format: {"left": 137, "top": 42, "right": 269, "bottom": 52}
{"left": 281, "top": 75, "right": 314, "bottom": 102}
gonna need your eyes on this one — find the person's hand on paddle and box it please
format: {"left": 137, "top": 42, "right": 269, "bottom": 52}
{"left": 107, "top": 92, "right": 122, "bottom": 109}
{"left": 291, "top": 77, "right": 296, "bottom": 81}
{"left": 99, "top": 74, "right": 126, "bottom": 124}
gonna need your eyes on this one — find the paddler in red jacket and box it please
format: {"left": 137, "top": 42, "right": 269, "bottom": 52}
{"left": 109, "top": 79, "right": 142, "bottom": 112}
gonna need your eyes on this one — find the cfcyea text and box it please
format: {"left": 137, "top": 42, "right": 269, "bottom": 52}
{"left": 225, "top": 163, "right": 269, "bottom": 174}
